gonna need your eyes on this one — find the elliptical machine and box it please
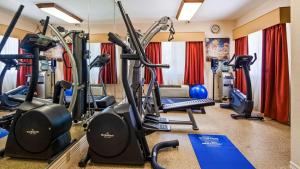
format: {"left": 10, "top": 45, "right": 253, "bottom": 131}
{"left": 0, "top": 7, "right": 75, "bottom": 161}
{"left": 78, "top": 1, "right": 179, "bottom": 168}
{"left": 220, "top": 54, "right": 263, "bottom": 120}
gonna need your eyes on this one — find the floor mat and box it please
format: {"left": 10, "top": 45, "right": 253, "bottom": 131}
{"left": 0, "top": 128, "right": 8, "bottom": 139}
{"left": 189, "top": 134, "right": 255, "bottom": 169}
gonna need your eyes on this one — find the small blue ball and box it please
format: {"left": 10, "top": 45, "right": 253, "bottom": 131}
{"left": 189, "top": 84, "right": 208, "bottom": 99}
{"left": 64, "top": 88, "right": 73, "bottom": 96}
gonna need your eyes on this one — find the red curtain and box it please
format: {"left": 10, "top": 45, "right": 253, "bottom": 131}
{"left": 184, "top": 41, "right": 204, "bottom": 85}
{"left": 144, "top": 42, "right": 163, "bottom": 84}
{"left": 261, "top": 24, "right": 290, "bottom": 123}
{"left": 100, "top": 43, "right": 117, "bottom": 84}
{"left": 234, "top": 36, "right": 248, "bottom": 94}
{"left": 17, "top": 46, "right": 32, "bottom": 86}
{"left": 63, "top": 44, "right": 73, "bottom": 82}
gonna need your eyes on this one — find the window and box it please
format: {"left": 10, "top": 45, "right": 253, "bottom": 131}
{"left": 248, "top": 31, "right": 263, "bottom": 111}
{"left": 89, "top": 43, "right": 101, "bottom": 84}
{"left": 88, "top": 42, "right": 118, "bottom": 84}
{"left": 0, "top": 36, "right": 19, "bottom": 92}
{"left": 161, "top": 41, "right": 186, "bottom": 85}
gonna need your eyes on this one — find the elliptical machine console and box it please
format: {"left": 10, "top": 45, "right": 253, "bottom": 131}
{"left": 220, "top": 54, "right": 264, "bottom": 120}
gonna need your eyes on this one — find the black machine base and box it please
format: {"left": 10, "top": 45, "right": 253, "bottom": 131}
{"left": 79, "top": 105, "right": 179, "bottom": 169}
{"left": 231, "top": 113, "right": 264, "bottom": 120}
{"left": 3, "top": 131, "right": 71, "bottom": 160}
{"left": 220, "top": 103, "right": 231, "bottom": 109}
{"left": 79, "top": 141, "right": 179, "bottom": 168}
{"left": 2, "top": 102, "right": 73, "bottom": 160}
{"left": 80, "top": 107, "right": 146, "bottom": 167}
{"left": 221, "top": 103, "right": 264, "bottom": 120}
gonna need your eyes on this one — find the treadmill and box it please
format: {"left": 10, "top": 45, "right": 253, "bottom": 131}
{"left": 89, "top": 53, "right": 116, "bottom": 108}
{"left": 0, "top": 56, "right": 29, "bottom": 110}
{"left": 63, "top": 52, "right": 116, "bottom": 110}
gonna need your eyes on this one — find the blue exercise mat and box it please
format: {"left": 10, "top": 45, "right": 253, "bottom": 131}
{"left": 0, "top": 128, "right": 9, "bottom": 139}
{"left": 188, "top": 134, "right": 255, "bottom": 169}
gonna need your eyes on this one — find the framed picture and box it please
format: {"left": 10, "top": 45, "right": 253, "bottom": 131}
{"left": 206, "top": 38, "right": 230, "bottom": 61}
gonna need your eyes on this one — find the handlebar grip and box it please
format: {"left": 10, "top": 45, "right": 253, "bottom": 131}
{"left": 251, "top": 53, "right": 257, "bottom": 65}
{"left": 157, "top": 64, "right": 170, "bottom": 68}
{"left": 142, "top": 62, "right": 170, "bottom": 68}
{"left": 108, "top": 32, "right": 128, "bottom": 49}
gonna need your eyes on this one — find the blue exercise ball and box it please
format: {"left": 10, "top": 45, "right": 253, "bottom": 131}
{"left": 189, "top": 84, "right": 208, "bottom": 99}
{"left": 64, "top": 88, "right": 73, "bottom": 96}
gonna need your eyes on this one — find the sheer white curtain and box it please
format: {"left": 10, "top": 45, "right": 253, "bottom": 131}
{"left": 0, "top": 36, "right": 19, "bottom": 92}
{"left": 248, "top": 31, "right": 263, "bottom": 111}
{"left": 161, "top": 41, "right": 185, "bottom": 85}
{"left": 89, "top": 43, "right": 101, "bottom": 84}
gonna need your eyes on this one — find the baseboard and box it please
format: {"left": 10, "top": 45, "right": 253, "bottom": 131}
{"left": 47, "top": 135, "right": 88, "bottom": 169}
{"left": 290, "top": 161, "right": 300, "bottom": 169}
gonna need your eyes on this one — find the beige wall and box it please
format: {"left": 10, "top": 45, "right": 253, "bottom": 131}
{"left": 0, "top": 7, "right": 37, "bottom": 33}
{"left": 291, "top": 0, "right": 300, "bottom": 168}
{"left": 235, "top": 0, "right": 290, "bottom": 27}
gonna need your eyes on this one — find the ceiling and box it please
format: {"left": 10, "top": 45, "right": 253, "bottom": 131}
{"left": 0, "top": 0, "right": 263, "bottom": 25}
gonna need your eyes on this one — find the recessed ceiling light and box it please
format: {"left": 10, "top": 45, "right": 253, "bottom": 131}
{"left": 36, "top": 3, "right": 83, "bottom": 24}
{"left": 176, "top": 0, "right": 204, "bottom": 21}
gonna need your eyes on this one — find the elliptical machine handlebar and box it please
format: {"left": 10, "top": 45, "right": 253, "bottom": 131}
{"left": 142, "top": 57, "right": 170, "bottom": 68}
{"left": 108, "top": 32, "right": 131, "bottom": 53}
{"left": 40, "top": 16, "right": 50, "bottom": 35}
{"left": 226, "top": 54, "right": 236, "bottom": 67}
{"left": 250, "top": 53, "right": 257, "bottom": 65}
{"left": 108, "top": 32, "right": 170, "bottom": 69}
{"left": 0, "top": 5, "right": 24, "bottom": 53}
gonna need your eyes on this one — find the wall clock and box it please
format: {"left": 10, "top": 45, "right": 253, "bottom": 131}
{"left": 211, "top": 24, "right": 221, "bottom": 34}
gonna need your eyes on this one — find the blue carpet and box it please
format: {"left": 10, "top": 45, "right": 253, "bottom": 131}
{"left": 0, "top": 128, "right": 9, "bottom": 139}
{"left": 189, "top": 134, "right": 255, "bottom": 169}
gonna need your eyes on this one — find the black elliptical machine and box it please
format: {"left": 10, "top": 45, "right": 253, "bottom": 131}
{"left": 78, "top": 1, "right": 179, "bottom": 169}
{"left": 220, "top": 54, "right": 263, "bottom": 120}
{"left": 0, "top": 7, "right": 73, "bottom": 160}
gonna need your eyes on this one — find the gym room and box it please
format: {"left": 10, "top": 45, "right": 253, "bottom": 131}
{"left": 0, "top": 0, "right": 298, "bottom": 169}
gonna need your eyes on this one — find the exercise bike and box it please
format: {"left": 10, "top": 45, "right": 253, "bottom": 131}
{"left": 220, "top": 54, "right": 264, "bottom": 120}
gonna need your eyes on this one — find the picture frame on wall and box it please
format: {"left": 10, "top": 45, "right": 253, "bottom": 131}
{"left": 206, "top": 38, "right": 230, "bottom": 61}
